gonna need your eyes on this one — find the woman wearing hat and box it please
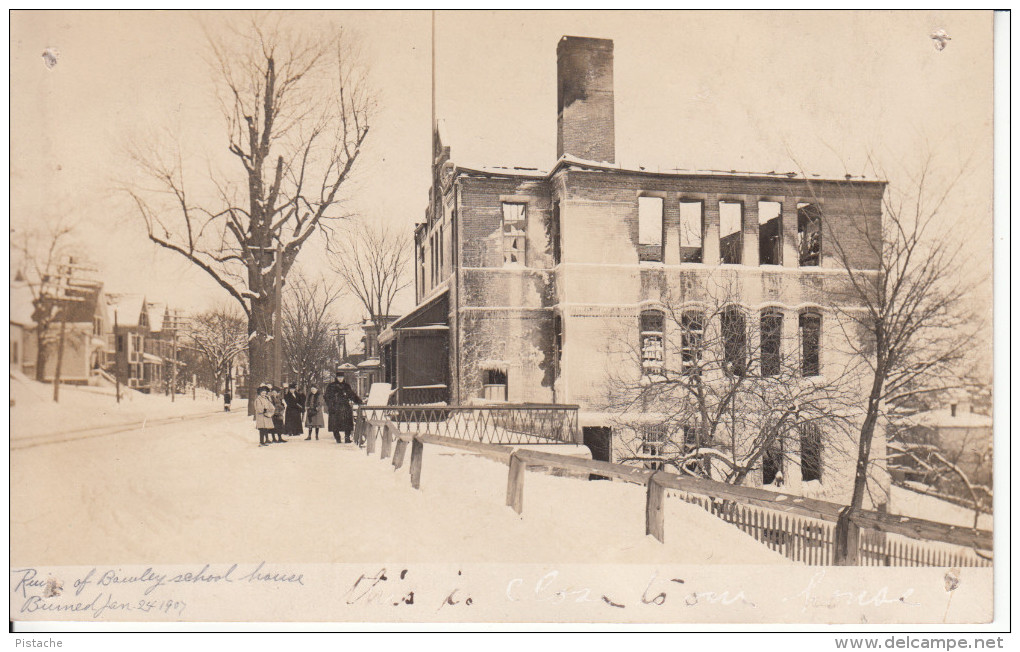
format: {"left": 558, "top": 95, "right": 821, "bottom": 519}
{"left": 254, "top": 385, "right": 275, "bottom": 447}
{"left": 283, "top": 383, "right": 305, "bottom": 437}
{"left": 304, "top": 385, "right": 325, "bottom": 440}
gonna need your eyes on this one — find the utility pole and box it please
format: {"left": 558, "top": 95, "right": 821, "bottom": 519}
{"left": 113, "top": 308, "right": 120, "bottom": 403}
{"left": 52, "top": 311, "right": 67, "bottom": 402}
{"left": 45, "top": 256, "right": 97, "bottom": 403}
{"left": 273, "top": 238, "right": 283, "bottom": 386}
{"left": 171, "top": 317, "right": 177, "bottom": 403}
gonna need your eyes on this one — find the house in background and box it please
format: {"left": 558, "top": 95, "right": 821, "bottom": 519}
{"left": 107, "top": 295, "right": 185, "bottom": 393}
{"left": 381, "top": 35, "right": 888, "bottom": 505}
{"left": 18, "top": 281, "right": 109, "bottom": 385}
{"left": 337, "top": 316, "right": 400, "bottom": 399}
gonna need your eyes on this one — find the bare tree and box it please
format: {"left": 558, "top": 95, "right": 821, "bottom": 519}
{"left": 124, "top": 15, "right": 373, "bottom": 408}
{"left": 328, "top": 219, "right": 411, "bottom": 331}
{"left": 605, "top": 277, "right": 861, "bottom": 488}
{"left": 186, "top": 304, "right": 248, "bottom": 396}
{"left": 281, "top": 274, "right": 343, "bottom": 390}
{"left": 815, "top": 155, "right": 982, "bottom": 563}
{"left": 11, "top": 217, "right": 83, "bottom": 382}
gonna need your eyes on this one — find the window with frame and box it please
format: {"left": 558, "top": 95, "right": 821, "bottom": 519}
{"left": 721, "top": 306, "right": 747, "bottom": 377}
{"left": 681, "top": 422, "right": 704, "bottom": 474}
{"left": 482, "top": 368, "right": 508, "bottom": 402}
{"left": 640, "top": 310, "right": 665, "bottom": 378}
{"left": 719, "top": 201, "right": 743, "bottom": 264}
{"left": 760, "top": 309, "right": 783, "bottom": 377}
{"left": 680, "top": 310, "right": 704, "bottom": 375}
{"left": 800, "top": 422, "right": 822, "bottom": 481}
{"left": 758, "top": 201, "right": 782, "bottom": 265}
{"left": 799, "top": 311, "right": 821, "bottom": 376}
{"left": 679, "top": 201, "right": 704, "bottom": 263}
{"left": 638, "top": 196, "right": 663, "bottom": 263}
{"left": 797, "top": 203, "right": 821, "bottom": 266}
{"left": 502, "top": 203, "right": 527, "bottom": 265}
{"left": 640, "top": 424, "right": 667, "bottom": 470}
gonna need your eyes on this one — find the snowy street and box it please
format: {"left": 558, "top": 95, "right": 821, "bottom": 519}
{"left": 11, "top": 380, "right": 789, "bottom": 568}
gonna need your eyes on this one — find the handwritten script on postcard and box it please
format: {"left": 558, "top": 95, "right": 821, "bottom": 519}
{"left": 9, "top": 563, "right": 991, "bottom": 623}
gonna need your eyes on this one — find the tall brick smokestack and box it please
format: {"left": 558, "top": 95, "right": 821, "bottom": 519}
{"left": 557, "top": 36, "right": 615, "bottom": 164}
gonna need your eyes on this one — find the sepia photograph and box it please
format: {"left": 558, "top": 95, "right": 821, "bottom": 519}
{"left": 8, "top": 8, "right": 1005, "bottom": 636}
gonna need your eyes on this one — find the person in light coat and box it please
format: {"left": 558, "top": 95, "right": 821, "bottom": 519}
{"left": 254, "top": 385, "right": 275, "bottom": 447}
{"left": 304, "top": 385, "right": 325, "bottom": 440}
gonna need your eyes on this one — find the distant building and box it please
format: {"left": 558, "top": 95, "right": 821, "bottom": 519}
{"left": 17, "top": 282, "right": 109, "bottom": 384}
{"left": 107, "top": 295, "right": 185, "bottom": 393}
{"left": 892, "top": 399, "right": 993, "bottom": 490}
{"left": 338, "top": 316, "right": 400, "bottom": 399}
{"left": 380, "top": 35, "right": 887, "bottom": 503}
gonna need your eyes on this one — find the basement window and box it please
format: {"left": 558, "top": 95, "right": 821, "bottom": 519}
{"left": 758, "top": 201, "right": 782, "bottom": 265}
{"left": 798, "top": 203, "right": 822, "bottom": 266}
{"left": 638, "top": 196, "right": 664, "bottom": 263}
{"left": 640, "top": 310, "right": 665, "bottom": 378}
{"left": 482, "top": 368, "right": 508, "bottom": 402}
{"left": 502, "top": 203, "right": 527, "bottom": 265}
{"left": 679, "top": 201, "right": 703, "bottom": 263}
{"left": 720, "top": 201, "right": 743, "bottom": 264}
{"left": 763, "top": 439, "right": 783, "bottom": 486}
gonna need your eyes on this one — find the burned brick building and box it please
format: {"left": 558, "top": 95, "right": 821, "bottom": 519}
{"left": 380, "top": 36, "right": 887, "bottom": 503}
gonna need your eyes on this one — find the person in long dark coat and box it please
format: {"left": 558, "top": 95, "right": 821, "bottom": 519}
{"left": 283, "top": 383, "right": 305, "bottom": 436}
{"left": 270, "top": 386, "right": 287, "bottom": 443}
{"left": 324, "top": 372, "right": 362, "bottom": 444}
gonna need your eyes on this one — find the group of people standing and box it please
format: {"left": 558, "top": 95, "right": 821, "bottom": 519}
{"left": 254, "top": 372, "right": 363, "bottom": 447}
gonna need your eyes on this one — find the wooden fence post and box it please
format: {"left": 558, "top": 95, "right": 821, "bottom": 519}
{"left": 506, "top": 452, "right": 526, "bottom": 514}
{"left": 366, "top": 423, "right": 378, "bottom": 455}
{"left": 353, "top": 416, "right": 367, "bottom": 447}
{"left": 409, "top": 437, "right": 424, "bottom": 490}
{"left": 392, "top": 437, "right": 409, "bottom": 470}
{"left": 645, "top": 473, "right": 665, "bottom": 543}
{"left": 381, "top": 425, "right": 393, "bottom": 459}
{"left": 833, "top": 506, "right": 861, "bottom": 566}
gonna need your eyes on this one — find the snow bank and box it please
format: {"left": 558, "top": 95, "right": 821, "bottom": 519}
{"left": 888, "top": 485, "right": 992, "bottom": 530}
{"left": 10, "top": 375, "right": 235, "bottom": 441}
{"left": 11, "top": 411, "right": 790, "bottom": 567}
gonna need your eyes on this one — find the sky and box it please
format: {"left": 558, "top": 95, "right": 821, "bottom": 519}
{"left": 9, "top": 10, "right": 995, "bottom": 331}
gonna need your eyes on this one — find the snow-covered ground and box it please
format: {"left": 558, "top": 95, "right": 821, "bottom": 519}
{"left": 10, "top": 388, "right": 789, "bottom": 567}
{"left": 10, "top": 374, "right": 237, "bottom": 442}
{"left": 888, "top": 485, "right": 993, "bottom": 530}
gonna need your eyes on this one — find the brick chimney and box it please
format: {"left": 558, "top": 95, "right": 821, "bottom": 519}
{"left": 557, "top": 36, "right": 615, "bottom": 164}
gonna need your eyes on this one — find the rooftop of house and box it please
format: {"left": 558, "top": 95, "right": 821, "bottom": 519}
{"left": 106, "top": 294, "right": 146, "bottom": 328}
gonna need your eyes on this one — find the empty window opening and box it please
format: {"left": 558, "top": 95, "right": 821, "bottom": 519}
{"left": 800, "top": 422, "right": 822, "bottom": 481}
{"left": 638, "top": 196, "right": 664, "bottom": 263}
{"left": 553, "top": 313, "right": 563, "bottom": 365}
{"left": 679, "top": 201, "right": 703, "bottom": 263}
{"left": 721, "top": 307, "right": 747, "bottom": 377}
{"left": 640, "top": 310, "right": 665, "bottom": 378}
{"left": 763, "top": 440, "right": 783, "bottom": 486}
{"left": 799, "top": 311, "right": 821, "bottom": 376}
{"left": 760, "top": 310, "right": 783, "bottom": 377}
{"left": 551, "top": 201, "right": 562, "bottom": 265}
{"left": 797, "top": 203, "right": 821, "bottom": 266}
{"left": 502, "top": 203, "right": 527, "bottom": 265}
{"left": 483, "top": 368, "right": 508, "bottom": 402}
{"left": 681, "top": 310, "right": 704, "bottom": 375}
{"left": 719, "top": 201, "right": 743, "bottom": 264}
{"left": 758, "top": 201, "right": 783, "bottom": 265}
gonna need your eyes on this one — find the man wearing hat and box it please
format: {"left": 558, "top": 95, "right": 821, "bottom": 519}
{"left": 323, "top": 371, "right": 362, "bottom": 444}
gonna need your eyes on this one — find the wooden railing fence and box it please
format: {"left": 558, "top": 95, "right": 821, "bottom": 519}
{"left": 353, "top": 417, "right": 993, "bottom": 567}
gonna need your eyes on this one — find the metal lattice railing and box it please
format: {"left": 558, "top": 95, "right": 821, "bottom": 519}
{"left": 356, "top": 404, "right": 580, "bottom": 445}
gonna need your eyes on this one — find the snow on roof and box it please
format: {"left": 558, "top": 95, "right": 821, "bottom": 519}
{"left": 337, "top": 363, "right": 358, "bottom": 371}
{"left": 107, "top": 294, "right": 146, "bottom": 327}
{"left": 146, "top": 302, "right": 166, "bottom": 333}
{"left": 356, "top": 358, "right": 381, "bottom": 368}
{"left": 909, "top": 408, "right": 992, "bottom": 429}
{"left": 454, "top": 153, "right": 882, "bottom": 184}
{"left": 10, "top": 285, "right": 36, "bottom": 327}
